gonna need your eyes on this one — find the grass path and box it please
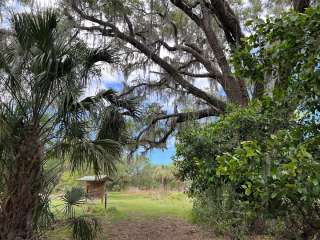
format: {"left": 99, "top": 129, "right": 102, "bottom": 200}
{"left": 47, "top": 191, "right": 215, "bottom": 239}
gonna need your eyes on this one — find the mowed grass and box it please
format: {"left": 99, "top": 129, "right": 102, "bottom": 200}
{"left": 106, "top": 191, "right": 193, "bottom": 220}
{"left": 47, "top": 191, "right": 193, "bottom": 239}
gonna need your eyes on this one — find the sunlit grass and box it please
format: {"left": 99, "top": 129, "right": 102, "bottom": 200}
{"left": 46, "top": 191, "right": 193, "bottom": 239}
{"left": 106, "top": 191, "right": 192, "bottom": 220}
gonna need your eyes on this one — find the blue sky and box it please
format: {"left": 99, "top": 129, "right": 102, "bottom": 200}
{"left": 148, "top": 146, "right": 175, "bottom": 165}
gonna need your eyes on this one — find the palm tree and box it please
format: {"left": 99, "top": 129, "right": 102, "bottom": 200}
{"left": 153, "top": 165, "right": 174, "bottom": 191}
{"left": 0, "top": 10, "right": 135, "bottom": 239}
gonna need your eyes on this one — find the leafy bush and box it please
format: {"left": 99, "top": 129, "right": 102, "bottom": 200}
{"left": 175, "top": 7, "right": 320, "bottom": 239}
{"left": 176, "top": 102, "right": 320, "bottom": 238}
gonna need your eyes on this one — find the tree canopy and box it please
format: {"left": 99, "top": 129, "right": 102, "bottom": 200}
{"left": 61, "top": 0, "right": 318, "bottom": 151}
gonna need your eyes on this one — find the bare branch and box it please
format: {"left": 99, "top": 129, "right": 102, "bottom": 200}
{"left": 124, "top": 15, "right": 134, "bottom": 37}
{"left": 133, "top": 107, "right": 220, "bottom": 150}
{"left": 158, "top": 39, "right": 223, "bottom": 80}
{"left": 151, "top": 108, "right": 220, "bottom": 124}
{"left": 179, "top": 71, "right": 215, "bottom": 78}
{"left": 119, "top": 78, "right": 167, "bottom": 98}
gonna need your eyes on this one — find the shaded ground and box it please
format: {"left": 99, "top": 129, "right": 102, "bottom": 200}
{"left": 105, "top": 217, "right": 214, "bottom": 240}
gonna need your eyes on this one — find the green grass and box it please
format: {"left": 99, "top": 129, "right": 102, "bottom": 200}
{"left": 47, "top": 191, "right": 193, "bottom": 239}
{"left": 106, "top": 191, "right": 192, "bottom": 220}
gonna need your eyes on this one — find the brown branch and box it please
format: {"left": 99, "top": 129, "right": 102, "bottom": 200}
{"left": 124, "top": 15, "right": 134, "bottom": 37}
{"left": 170, "top": 0, "right": 202, "bottom": 26}
{"left": 158, "top": 39, "right": 223, "bottom": 80}
{"left": 140, "top": 124, "right": 176, "bottom": 151}
{"left": 293, "top": 0, "right": 311, "bottom": 13}
{"left": 209, "top": 0, "right": 244, "bottom": 47}
{"left": 119, "top": 79, "right": 167, "bottom": 98}
{"left": 200, "top": 2, "right": 248, "bottom": 105}
{"left": 200, "top": 1, "right": 230, "bottom": 74}
{"left": 70, "top": 2, "right": 226, "bottom": 111}
{"left": 179, "top": 71, "right": 216, "bottom": 78}
{"left": 133, "top": 107, "right": 220, "bottom": 150}
{"left": 151, "top": 108, "right": 220, "bottom": 124}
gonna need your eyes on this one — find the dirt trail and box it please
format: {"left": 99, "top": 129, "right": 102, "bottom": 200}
{"left": 105, "top": 217, "right": 214, "bottom": 240}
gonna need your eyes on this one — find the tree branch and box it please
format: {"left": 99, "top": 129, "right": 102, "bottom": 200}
{"left": 69, "top": 1, "right": 227, "bottom": 112}
{"left": 158, "top": 39, "right": 223, "bottom": 81}
{"left": 293, "top": 0, "right": 311, "bottom": 13}
{"left": 170, "top": 0, "right": 202, "bottom": 26}
{"left": 119, "top": 78, "right": 167, "bottom": 98}
{"left": 151, "top": 108, "right": 220, "bottom": 124}
{"left": 179, "top": 71, "right": 216, "bottom": 78}
{"left": 134, "top": 107, "right": 220, "bottom": 150}
{"left": 209, "top": 0, "right": 244, "bottom": 47}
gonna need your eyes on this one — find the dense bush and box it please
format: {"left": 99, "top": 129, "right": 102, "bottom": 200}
{"left": 176, "top": 101, "right": 320, "bottom": 238}
{"left": 175, "top": 7, "right": 320, "bottom": 239}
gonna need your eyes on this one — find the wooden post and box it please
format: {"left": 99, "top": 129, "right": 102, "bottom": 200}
{"left": 104, "top": 191, "right": 107, "bottom": 209}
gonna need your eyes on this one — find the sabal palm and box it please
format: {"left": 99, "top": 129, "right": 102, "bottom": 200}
{"left": 0, "top": 11, "right": 130, "bottom": 240}
{"left": 153, "top": 166, "right": 174, "bottom": 190}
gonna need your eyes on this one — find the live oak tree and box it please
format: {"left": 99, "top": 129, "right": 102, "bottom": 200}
{"left": 64, "top": 0, "right": 315, "bottom": 151}
{"left": 0, "top": 11, "right": 137, "bottom": 240}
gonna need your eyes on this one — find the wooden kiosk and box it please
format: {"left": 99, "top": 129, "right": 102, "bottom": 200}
{"left": 78, "top": 175, "right": 110, "bottom": 208}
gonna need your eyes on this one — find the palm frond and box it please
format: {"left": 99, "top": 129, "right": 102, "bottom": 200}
{"left": 78, "top": 89, "right": 141, "bottom": 118}
{"left": 85, "top": 46, "right": 118, "bottom": 67}
{"left": 97, "top": 107, "right": 126, "bottom": 142}
{"left": 34, "top": 195, "right": 55, "bottom": 230}
{"left": 12, "top": 10, "right": 57, "bottom": 51}
{"left": 67, "top": 139, "right": 120, "bottom": 175}
{"left": 62, "top": 187, "right": 86, "bottom": 218}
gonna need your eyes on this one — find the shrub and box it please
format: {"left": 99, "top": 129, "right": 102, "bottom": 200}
{"left": 175, "top": 7, "right": 320, "bottom": 239}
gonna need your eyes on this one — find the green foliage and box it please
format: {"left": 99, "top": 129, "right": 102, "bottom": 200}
{"left": 35, "top": 195, "right": 55, "bottom": 231}
{"left": 108, "top": 155, "right": 154, "bottom": 190}
{"left": 70, "top": 216, "right": 100, "bottom": 240}
{"left": 176, "top": 101, "right": 320, "bottom": 237}
{"left": 62, "top": 187, "right": 86, "bottom": 218}
{"left": 153, "top": 165, "right": 175, "bottom": 190}
{"left": 175, "top": 100, "right": 290, "bottom": 195}
{"left": 59, "top": 187, "right": 101, "bottom": 240}
{"left": 175, "top": 7, "right": 320, "bottom": 238}
{"left": 233, "top": 7, "right": 320, "bottom": 113}
{"left": 0, "top": 10, "right": 134, "bottom": 238}
{"left": 109, "top": 155, "right": 180, "bottom": 191}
